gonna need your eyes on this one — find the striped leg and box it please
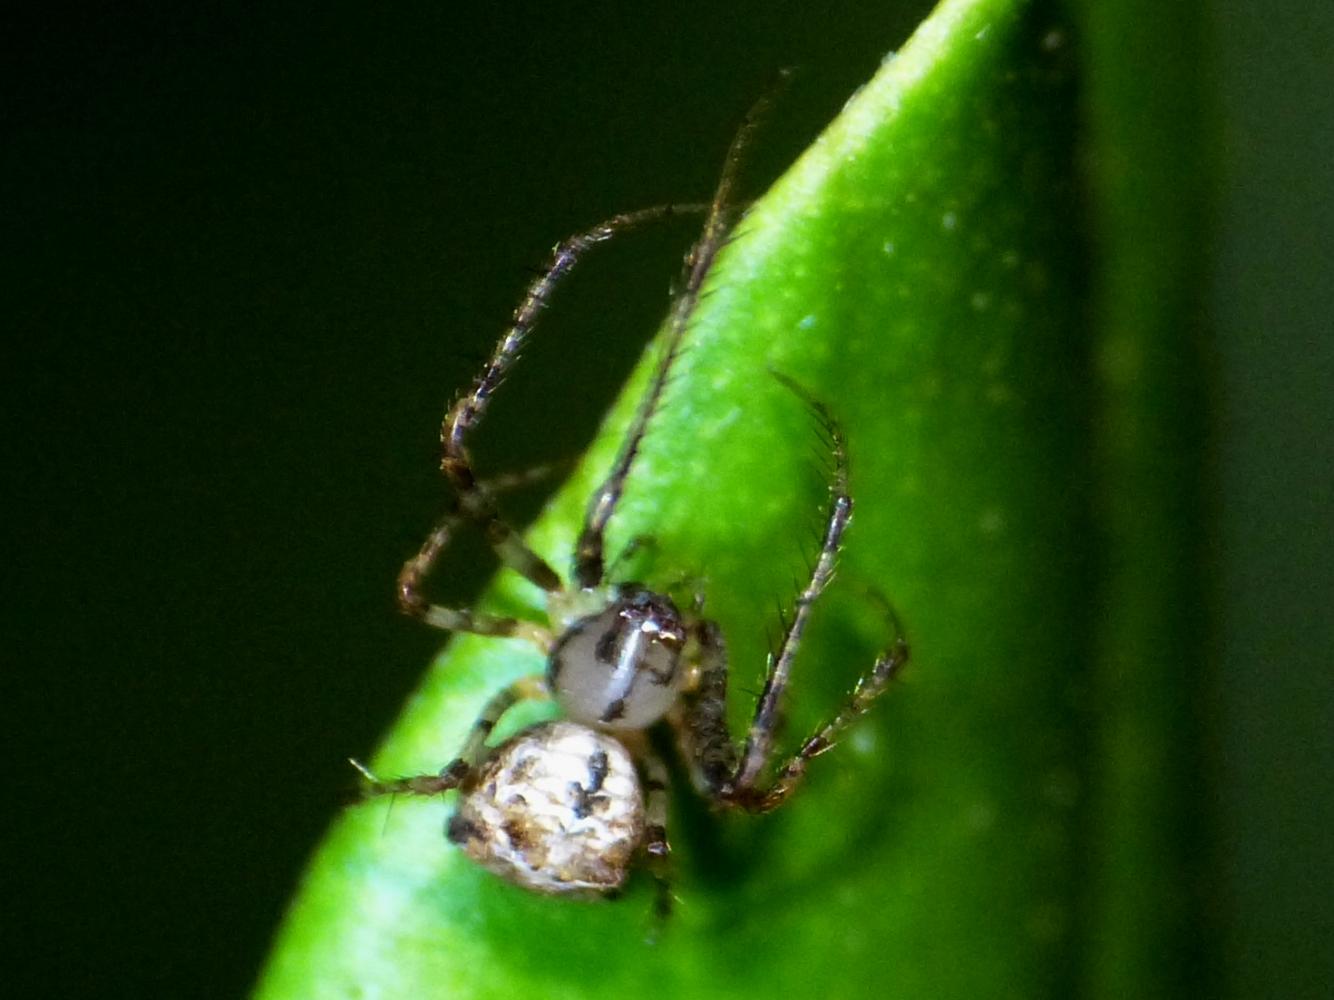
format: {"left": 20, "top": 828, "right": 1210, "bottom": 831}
{"left": 640, "top": 749, "right": 675, "bottom": 919}
{"left": 744, "top": 621, "right": 909, "bottom": 813}
{"left": 574, "top": 83, "right": 780, "bottom": 589}
{"left": 350, "top": 675, "right": 548, "bottom": 798}
{"left": 397, "top": 507, "right": 529, "bottom": 637}
{"left": 676, "top": 619, "right": 739, "bottom": 797}
{"left": 677, "top": 377, "right": 908, "bottom": 813}
{"left": 730, "top": 379, "right": 852, "bottom": 798}
{"left": 431, "top": 203, "right": 707, "bottom": 598}
{"left": 731, "top": 392, "right": 913, "bottom": 811}
{"left": 398, "top": 465, "right": 570, "bottom": 642}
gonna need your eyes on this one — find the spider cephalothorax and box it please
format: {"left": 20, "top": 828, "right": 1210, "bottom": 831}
{"left": 548, "top": 585, "right": 688, "bottom": 729}
{"left": 353, "top": 89, "right": 909, "bottom": 911}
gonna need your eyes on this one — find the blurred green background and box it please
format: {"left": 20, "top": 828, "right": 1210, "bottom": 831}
{"left": 3, "top": 2, "right": 1329, "bottom": 998}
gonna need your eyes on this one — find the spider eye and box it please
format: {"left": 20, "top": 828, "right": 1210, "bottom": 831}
{"left": 548, "top": 591, "right": 686, "bottom": 730}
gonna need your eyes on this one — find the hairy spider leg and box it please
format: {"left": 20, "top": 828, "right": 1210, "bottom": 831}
{"left": 732, "top": 379, "right": 853, "bottom": 794}
{"left": 677, "top": 379, "right": 910, "bottom": 813}
{"left": 573, "top": 75, "right": 787, "bottom": 590}
{"left": 397, "top": 203, "right": 710, "bottom": 629}
{"left": 749, "top": 619, "right": 909, "bottom": 812}
{"left": 351, "top": 675, "right": 548, "bottom": 798}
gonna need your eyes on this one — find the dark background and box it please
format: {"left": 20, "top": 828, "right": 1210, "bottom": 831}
{"left": 3, "top": 3, "right": 1329, "bottom": 999}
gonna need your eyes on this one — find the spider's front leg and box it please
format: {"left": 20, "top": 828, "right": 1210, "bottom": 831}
{"left": 573, "top": 85, "right": 776, "bottom": 590}
{"left": 400, "top": 205, "right": 708, "bottom": 633}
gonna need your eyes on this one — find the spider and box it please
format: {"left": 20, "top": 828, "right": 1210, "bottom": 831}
{"left": 353, "top": 90, "right": 909, "bottom": 911}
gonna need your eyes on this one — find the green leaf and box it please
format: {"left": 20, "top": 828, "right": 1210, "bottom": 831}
{"left": 256, "top": 0, "right": 1211, "bottom": 996}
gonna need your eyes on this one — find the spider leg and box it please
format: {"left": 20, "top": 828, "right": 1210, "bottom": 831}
{"left": 397, "top": 506, "right": 541, "bottom": 641}
{"left": 477, "top": 456, "right": 573, "bottom": 495}
{"left": 351, "top": 675, "right": 548, "bottom": 799}
{"left": 677, "top": 379, "right": 905, "bottom": 813}
{"left": 574, "top": 78, "right": 784, "bottom": 589}
{"left": 676, "top": 619, "right": 739, "bottom": 796}
{"left": 605, "top": 534, "right": 659, "bottom": 582}
{"left": 401, "top": 204, "right": 710, "bottom": 628}
{"left": 397, "top": 463, "right": 570, "bottom": 641}
{"left": 746, "top": 618, "right": 908, "bottom": 812}
{"left": 640, "top": 749, "right": 675, "bottom": 919}
{"left": 730, "top": 382, "right": 852, "bottom": 798}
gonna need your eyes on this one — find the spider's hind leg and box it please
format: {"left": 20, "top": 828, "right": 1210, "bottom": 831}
{"left": 676, "top": 380, "right": 909, "bottom": 813}
{"left": 351, "top": 674, "right": 548, "bottom": 799}
{"left": 729, "top": 380, "right": 854, "bottom": 802}
{"left": 640, "top": 749, "right": 676, "bottom": 920}
{"left": 741, "top": 610, "right": 909, "bottom": 813}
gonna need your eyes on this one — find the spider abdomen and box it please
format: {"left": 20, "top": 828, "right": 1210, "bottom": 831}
{"left": 446, "top": 721, "right": 645, "bottom": 895}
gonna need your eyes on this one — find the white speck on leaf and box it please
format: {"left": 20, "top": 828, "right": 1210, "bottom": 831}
{"left": 979, "top": 508, "right": 1006, "bottom": 535}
